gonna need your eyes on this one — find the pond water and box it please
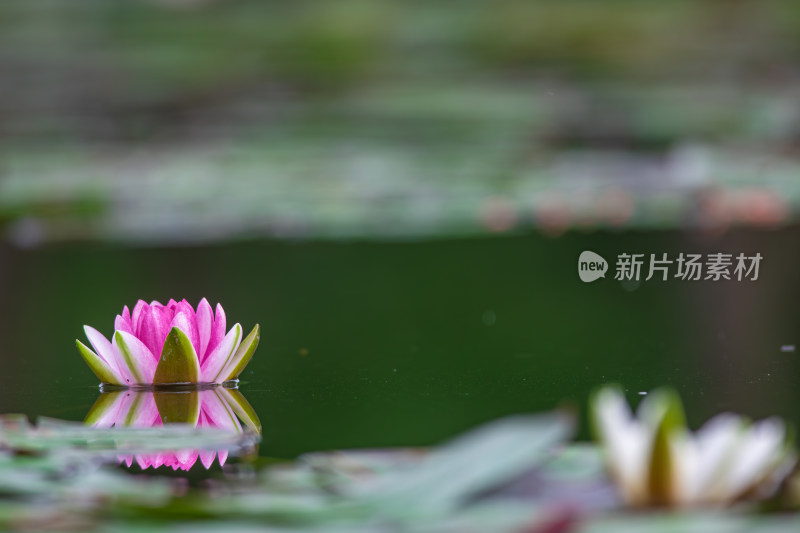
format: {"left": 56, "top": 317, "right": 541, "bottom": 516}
{"left": 0, "top": 227, "right": 798, "bottom": 460}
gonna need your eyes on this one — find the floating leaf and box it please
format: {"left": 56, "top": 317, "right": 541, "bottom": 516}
{"left": 354, "top": 413, "right": 574, "bottom": 516}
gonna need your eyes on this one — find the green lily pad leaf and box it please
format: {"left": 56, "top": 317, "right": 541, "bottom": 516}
{"left": 357, "top": 412, "right": 574, "bottom": 514}
{"left": 219, "top": 324, "right": 260, "bottom": 382}
{"left": 154, "top": 391, "right": 200, "bottom": 425}
{"left": 154, "top": 327, "right": 200, "bottom": 384}
{"left": 76, "top": 340, "right": 120, "bottom": 385}
{"left": 217, "top": 387, "right": 262, "bottom": 434}
{"left": 5, "top": 417, "right": 258, "bottom": 456}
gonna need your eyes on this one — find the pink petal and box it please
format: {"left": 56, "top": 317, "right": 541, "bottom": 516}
{"left": 89, "top": 392, "right": 132, "bottom": 428}
{"left": 199, "top": 450, "right": 217, "bottom": 469}
{"left": 84, "top": 326, "right": 134, "bottom": 385}
{"left": 170, "top": 311, "right": 200, "bottom": 356}
{"left": 128, "top": 393, "right": 160, "bottom": 427}
{"left": 139, "top": 305, "right": 174, "bottom": 357}
{"left": 113, "top": 331, "right": 158, "bottom": 384}
{"left": 200, "top": 324, "right": 241, "bottom": 383}
{"left": 177, "top": 300, "right": 198, "bottom": 330}
{"left": 196, "top": 298, "right": 213, "bottom": 363}
{"left": 178, "top": 299, "right": 195, "bottom": 317}
{"left": 114, "top": 314, "right": 132, "bottom": 334}
{"left": 131, "top": 300, "right": 148, "bottom": 336}
{"left": 203, "top": 389, "right": 242, "bottom": 432}
{"left": 218, "top": 449, "right": 228, "bottom": 466}
{"left": 115, "top": 305, "right": 133, "bottom": 334}
{"left": 175, "top": 448, "right": 194, "bottom": 464}
{"left": 183, "top": 451, "right": 199, "bottom": 470}
{"left": 207, "top": 303, "right": 226, "bottom": 355}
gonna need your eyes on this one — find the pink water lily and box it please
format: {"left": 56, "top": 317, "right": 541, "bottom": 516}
{"left": 87, "top": 388, "right": 261, "bottom": 471}
{"left": 77, "top": 298, "right": 260, "bottom": 386}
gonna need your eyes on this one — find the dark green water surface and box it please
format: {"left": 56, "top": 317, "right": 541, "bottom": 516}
{"left": 0, "top": 228, "right": 798, "bottom": 458}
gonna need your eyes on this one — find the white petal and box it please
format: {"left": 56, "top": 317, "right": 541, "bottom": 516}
{"left": 724, "top": 417, "right": 786, "bottom": 499}
{"left": 594, "top": 388, "right": 650, "bottom": 504}
{"left": 686, "top": 413, "right": 743, "bottom": 503}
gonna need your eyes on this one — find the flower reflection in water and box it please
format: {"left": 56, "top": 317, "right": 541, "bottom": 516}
{"left": 85, "top": 387, "right": 260, "bottom": 471}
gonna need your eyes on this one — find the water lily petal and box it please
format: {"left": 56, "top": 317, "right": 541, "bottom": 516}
{"left": 170, "top": 311, "right": 199, "bottom": 357}
{"left": 128, "top": 392, "right": 161, "bottom": 427}
{"left": 115, "top": 305, "right": 133, "bottom": 334}
{"left": 201, "top": 389, "right": 242, "bottom": 432}
{"left": 85, "top": 391, "right": 130, "bottom": 426}
{"left": 592, "top": 387, "right": 650, "bottom": 505}
{"left": 131, "top": 300, "right": 148, "bottom": 336}
{"left": 175, "top": 448, "right": 195, "bottom": 465}
{"left": 724, "top": 417, "right": 786, "bottom": 499}
{"left": 682, "top": 413, "right": 743, "bottom": 503}
{"left": 217, "top": 387, "right": 261, "bottom": 434}
{"left": 207, "top": 303, "right": 227, "bottom": 355}
{"left": 154, "top": 327, "right": 200, "bottom": 384}
{"left": 199, "top": 450, "right": 217, "bottom": 469}
{"left": 196, "top": 298, "right": 213, "bottom": 363}
{"left": 84, "top": 325, "right": 133, "bottom": 383}
{"left": 200, "top": 324, "right": 242, "bottom": 383}
{"left": 114, "top": 331, "right": 158, "bottom": 385}
{"left": 139, "top": 305, "right": 174, "bottom": 357}
{"left": 76, "top": 340, "right": 123, "bottom": 385}
{"left": 218, "top": 324, "right": 260, "bottom": 383}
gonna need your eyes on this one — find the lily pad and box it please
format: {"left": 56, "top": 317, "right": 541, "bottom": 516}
{"left": 0, "top": 416, "right": 258, "bottom": 457}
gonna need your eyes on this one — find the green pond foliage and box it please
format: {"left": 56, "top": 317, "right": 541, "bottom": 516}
{"left": 1, "top": 408, "right": 800, "bottom": 532}
{"left": 1, "top": 0, "right": 799, "bottom": 243}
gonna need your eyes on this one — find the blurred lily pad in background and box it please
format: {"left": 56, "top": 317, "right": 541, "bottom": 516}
{"left": 1, "top": 0, "right": 800, "bottom": 244}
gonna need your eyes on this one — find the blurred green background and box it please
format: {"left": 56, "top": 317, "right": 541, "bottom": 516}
{"left": 0, "top": 0, "right": 798, "bottom": 459}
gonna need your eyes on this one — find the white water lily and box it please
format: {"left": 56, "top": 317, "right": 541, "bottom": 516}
{"left": 592, "top": 386, "right": 795, "bottom": 508}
